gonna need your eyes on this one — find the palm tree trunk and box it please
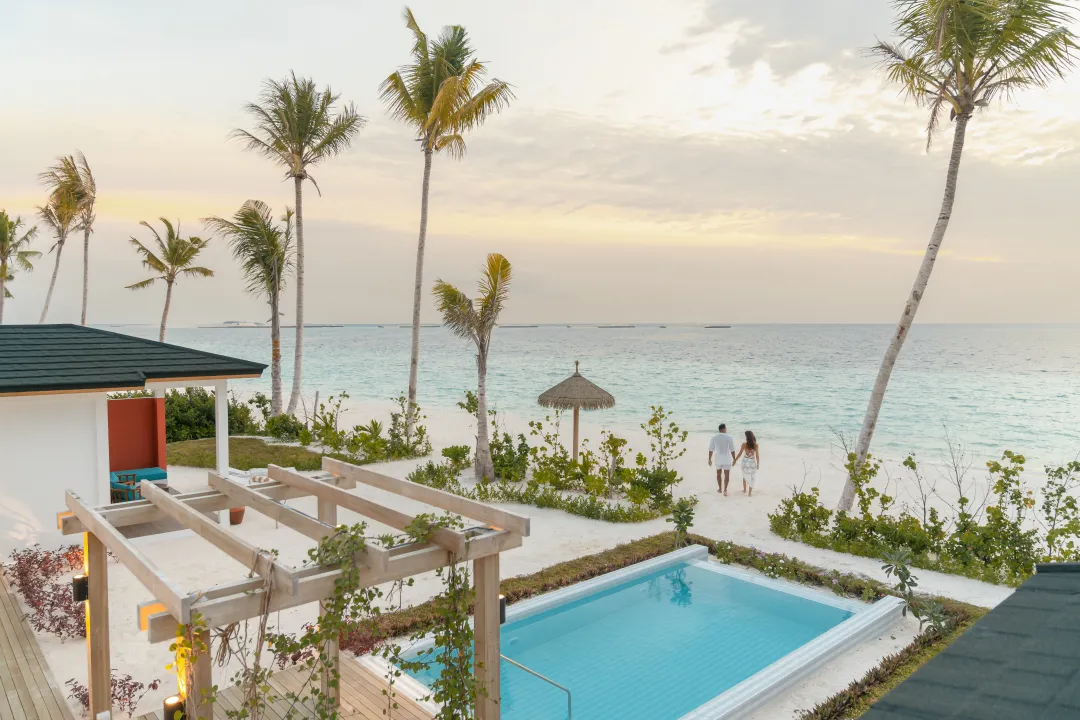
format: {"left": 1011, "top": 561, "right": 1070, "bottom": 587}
{"left": 159, "top": 281, "right": 173, "bottom": 342}
{"left": 474, "top": 350, "right": 494, "bottom": 482}
{"left": 80, "top": 227, "right": 90, "bottom": 325}
{"left": 838, "top": 112, "right": 971, "bottom": 511}
{"left": 406, "top": 148, "right": 435, "bottom": 439}
{"left": 270, "top": 291, "right": 283, "bottom": 416}
{"left": 287, "top": 175, "right": 305, "bottom": 416}
{"left": 0, "top": 261, "right": 7, "bottom": 324}
{"left": 39, "top": 240, "right": 65, "bottom": 324}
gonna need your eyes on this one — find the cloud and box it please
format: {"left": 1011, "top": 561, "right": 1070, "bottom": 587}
{"left": 683, "top": 0, "right": 896, "bottom": 76}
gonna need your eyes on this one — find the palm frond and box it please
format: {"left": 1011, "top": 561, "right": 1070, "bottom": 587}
{"left": 125, "top": 277, "right": 157, "bottom": 290}
{"left": 432, "top": 280, "right": 479, "bottom": 343}
{"left": 477, "top": 253, "right": 512, "bottom": 335}
{"left": 434, "top": 133, "right": 467, "bottom": 159}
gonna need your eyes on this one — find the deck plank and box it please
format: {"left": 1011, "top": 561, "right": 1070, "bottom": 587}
{"left": 0, "top": 577, "right": 76, "bottom": 720}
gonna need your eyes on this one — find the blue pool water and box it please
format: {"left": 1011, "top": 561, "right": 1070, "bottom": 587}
{"left": 404, "top": 562, "right": 854, "bottom": 719}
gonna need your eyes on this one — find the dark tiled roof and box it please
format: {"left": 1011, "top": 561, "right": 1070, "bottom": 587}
{"left": 0, "top": 324, "right": 266, "bottom": 395}
{"left": 864, "top": 563, "right": 1080, "bottom": 720}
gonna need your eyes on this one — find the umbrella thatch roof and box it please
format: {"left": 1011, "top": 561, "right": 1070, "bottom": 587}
{"left": 538, "top": 361, "right": 615, "bottom": 411}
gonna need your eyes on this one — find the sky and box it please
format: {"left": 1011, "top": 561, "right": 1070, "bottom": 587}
{"left": 2, "top": 0, "right": 1079, "bottom": 326}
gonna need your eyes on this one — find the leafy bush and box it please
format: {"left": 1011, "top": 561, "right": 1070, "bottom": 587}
{"left": 164, "top": 387, "right": 259, "bottom": 442}
{"left": 4, "top": 544, "right": 85, "bottom": 640}
{"left": 441, "top": 445, "right": 472, "bottom": 473}
{"left": 667, "top": 497, "right": 697, "bottom": 548}
{"left": 66, "top": 673, "right": 161, "bottom": 716}
{"left": 265, "top": 412, "right": 305, "bottom": 441}
{"left": 406, "top": 459, "right": 660, "bottom": 523}
{"left": 770, "top": 451, "right": 1080, "bottom": 586}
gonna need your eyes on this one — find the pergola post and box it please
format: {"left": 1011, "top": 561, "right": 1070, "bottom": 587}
{"left": 214, "top": 379, "right": 229, "bottom": 525}
{"left": 474, "top": 554, "right": 500, "bottom": 720}
{"left": 317, "top": 499, "right": 339, "bottom": 707}
{"left": 214, "top": 380, "right": 229, "bottom": 475}
{"left": 85, "top": 532, "right": 111, "bottom": 717}
{"left": 190, "top": 629, "right": 213, "bottom": 720}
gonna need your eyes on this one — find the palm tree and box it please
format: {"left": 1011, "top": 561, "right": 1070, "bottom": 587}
{"left": 0, "top": 212, "right": 41, "bottom": 324}
{"left": 433, "top": 253, "right": 512, "bottom": 482}
{"left": 126, "top": 219, "right": 213, "bottom": 342}
{"left": 204, "top": 201, "right": 295, "bottom": 415}
{"left": 232, "top": 72, "right": 365, "bottom": 415}
{"left": 380, "top": 7, "right": 515, "bottom": 439}
{"left": 838, "top": 0, "right": 1077, "bottom": 510}
{"left": 41, "top": 153, "right": 96, "bottom": 325}
{"left": 36, "top": 186, "right": 80, "bottom": 323}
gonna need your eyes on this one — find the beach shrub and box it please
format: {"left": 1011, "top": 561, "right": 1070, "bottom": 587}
{"left": 163, "top": 387, "right": 259, "bottom": 442}
{"left": 441, "top": 445, "right": 472, "bottom": 473}
{"left": 264, "top": 411, "right": 305, "bottom": 441}
{"left": 4, "top": 544, "right": 86, "bottom": 641}
{"left": 770, "top": 451, "right": 1080, "bottom": 586}
{"left": 667, "top": 497, "right": 697, "bottom": 548}
{"left": 406, "top": 458, "right": 661, "bottom": 523}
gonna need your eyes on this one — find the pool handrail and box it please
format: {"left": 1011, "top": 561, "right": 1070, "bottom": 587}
{"left": 500, "top": 653, "right": 571, "bottom": 719}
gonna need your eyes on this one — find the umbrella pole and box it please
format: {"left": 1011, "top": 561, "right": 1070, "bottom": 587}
{"left": 573, "top": 406, "right": 580, "bottom": 463}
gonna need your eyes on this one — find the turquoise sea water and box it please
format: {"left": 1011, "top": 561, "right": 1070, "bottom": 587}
{"left": 403, "top": 562, "right": 853, "bottom": 719}
{"left": 110, "top": 323, "right": 1080, "bottom": 461}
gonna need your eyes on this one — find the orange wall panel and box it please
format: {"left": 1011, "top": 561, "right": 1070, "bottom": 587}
{"left": 107, "top": 397, "right": 166, "bottom": 471}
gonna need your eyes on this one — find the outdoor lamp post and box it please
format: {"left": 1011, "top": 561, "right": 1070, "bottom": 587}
{"left": 72, "top": 574, "right": 89, "bottom": 603}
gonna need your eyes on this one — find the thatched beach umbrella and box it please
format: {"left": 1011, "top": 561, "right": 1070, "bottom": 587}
{"left": 538, "top": 361, "right": 615, "bottom": 462}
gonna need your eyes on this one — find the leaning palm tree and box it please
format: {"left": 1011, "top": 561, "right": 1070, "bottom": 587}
{"left": 838, "top": 0, "right": 1077, "bottom": 510}
{"left": 204, "top": 201, "right": 295, "bottom": 415}
{"left": 41, "top": 153, "right": 96, "bottom": 325}
{"left": 232, "top": 72, "right": 365, "bottom": 415}
{"left": 36, "top": 186, "right": 80, "bottom": 323}
{"left": 0, "top": 212, "right": 41, "bottom": 324}
{"left": 381, "top": 7, "right": 515, "bottom": 439}
{"left": 432, "top": 253, "right": 512, "bottom": 482}
{"left": 126, "top": 219, "right": 213, "bottom": 342}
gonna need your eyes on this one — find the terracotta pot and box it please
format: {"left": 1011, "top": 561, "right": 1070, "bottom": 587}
{"left": 229, "top": 507, "right": 246, "bottom": 526}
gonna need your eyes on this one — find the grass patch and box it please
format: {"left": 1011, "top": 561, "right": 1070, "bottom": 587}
{"left": 336, "top": 531, "right": 986, "bottom": 719}
{"left": 167, "top": 437, "right": 327, "bottom": 471}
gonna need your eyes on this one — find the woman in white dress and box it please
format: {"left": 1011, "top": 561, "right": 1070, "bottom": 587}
{"left": 733, "top": 430, "right": 760, "bottom": 496}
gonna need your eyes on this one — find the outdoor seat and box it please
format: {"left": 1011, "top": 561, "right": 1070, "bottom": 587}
{"left": 110, "top": 466, "right": 168, "bottom": 485}
{"left": 110, "top": 472, "right": 141, "bottom": 503}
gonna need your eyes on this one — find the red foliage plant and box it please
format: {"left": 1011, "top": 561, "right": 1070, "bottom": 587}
{"left": 66, "top": 673, "right": 161, "bottom": 715}
{"left": 4, "top": 544, "right": 86, "bottom": 640}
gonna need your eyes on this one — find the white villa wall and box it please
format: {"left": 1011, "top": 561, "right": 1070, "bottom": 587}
{"left": 0, "top": 393, "right": 107, "bottom": 554}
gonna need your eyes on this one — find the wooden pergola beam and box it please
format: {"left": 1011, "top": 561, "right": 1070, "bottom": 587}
{"left": 60, "top": 473, "right": 356, "bottom": 536}
{"left": 268, "top": 465, "right": 469, "bottom": 556}
{"left": 66, "top": 491, "right": 190, "bottom": 622}
{"left": 140, "top": 481, "right": 300, "bottom": 596}
{"left": 146, "top": 528, "right": 523, "bottom": 642}
{"left": 323, "top": 457, "right": 531, "bottom": 536}
{"left": 207, "top": 472, "right": 334, "bottom": 540}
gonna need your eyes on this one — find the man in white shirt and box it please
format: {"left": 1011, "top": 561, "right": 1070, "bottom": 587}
{"left": 708, "top": 423, "right": 737, "bottom": 495}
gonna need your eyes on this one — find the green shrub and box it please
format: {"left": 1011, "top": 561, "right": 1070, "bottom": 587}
{"left": 441, "top": 445, "right": 472, "bottom": 474}
{"left": 265, "top": 413, "right": 305, "bottom": 441}
{"left": 163, "top": 387, "right": 258, "bottom": 442}
{"left": 770, "top": 451, "right": 1080, "bottom": 586}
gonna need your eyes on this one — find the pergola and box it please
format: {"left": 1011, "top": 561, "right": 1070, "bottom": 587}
{"left": 58, "top": 456, "right": 530, "bottom": 720}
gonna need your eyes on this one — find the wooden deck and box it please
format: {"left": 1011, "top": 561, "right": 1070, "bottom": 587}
{"left": 0, "top": 576, "right": 76, "bottom": 720}
{"left": 134, "top": 658, "right": 433, "bottom": 720}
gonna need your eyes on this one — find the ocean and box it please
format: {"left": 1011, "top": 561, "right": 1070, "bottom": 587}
{"left": 112, "top": 323, "right": 1080, "bottom": 467}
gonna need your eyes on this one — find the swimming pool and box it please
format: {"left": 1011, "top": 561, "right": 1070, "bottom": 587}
{"left": 367, "top": 546, "right": 903, "bottom": 719}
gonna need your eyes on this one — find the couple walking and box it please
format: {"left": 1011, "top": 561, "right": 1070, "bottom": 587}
{"left": 707, "top": 423, "right": 760, "bottom": 496}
